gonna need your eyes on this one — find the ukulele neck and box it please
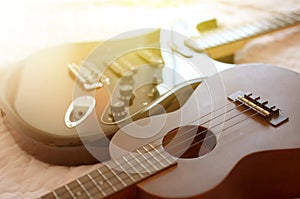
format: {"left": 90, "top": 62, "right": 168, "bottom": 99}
{"left": 40, "top": 142, "right": 176, "bottom": 198}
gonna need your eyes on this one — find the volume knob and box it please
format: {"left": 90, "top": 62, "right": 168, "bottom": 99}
{"left": 110, "top": 100, "right": 127, "bottom": 121}
{"left": 119, "top": 85, "right": 134, "bottom": 105}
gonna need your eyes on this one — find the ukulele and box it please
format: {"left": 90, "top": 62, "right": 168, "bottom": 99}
{"left": 0, "top": 10, "right": 299, "bottom": 166}
{"left": 39, "top": 64, "right": 300, "bottom": 199}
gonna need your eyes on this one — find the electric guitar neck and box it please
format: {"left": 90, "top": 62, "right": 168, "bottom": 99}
{"left": 187, "top": 10, "right": 300, "bottom": 60}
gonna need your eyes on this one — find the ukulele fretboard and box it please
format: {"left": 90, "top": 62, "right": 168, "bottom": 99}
{"left": 40, "top": 141, "right": 176, "bottom": 199}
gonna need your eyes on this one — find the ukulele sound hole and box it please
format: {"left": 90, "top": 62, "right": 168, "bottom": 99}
{"left": 162, "top": 125, "right": 217, "bottom": 159}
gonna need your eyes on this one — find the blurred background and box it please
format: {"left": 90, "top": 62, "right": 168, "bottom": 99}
{"left": 0, "top": 0, "right": 299, "bottom": 70}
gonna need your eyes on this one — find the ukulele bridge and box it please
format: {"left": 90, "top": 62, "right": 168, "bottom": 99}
{"left": 228, "top": 91, "right": 288, "bottom": 126}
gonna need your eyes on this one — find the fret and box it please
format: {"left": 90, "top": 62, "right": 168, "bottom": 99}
{"left": 232, "top": 28, "right": 249, "bottom": 39}
{"left": 142, "top": 146, "right": 167, "bottom": 168}
{"left": 212, "top": 31, "right": 231, "bottom": 43}
{"left": 135, "top": 148, "right": 160, "bottom": 171}
{"left": 52, "top": 191, "right": 59, "bottom": 199}
{"left": 219, "top": 30, "right": 238, "bottom": 42}
{"left": 128, "top": 152, "right": 153, "bottom": 174}
{"left": 275, "top": 15, "right": 293, "bottom": 25}
{"left": 103, "top": 159, "right": 143, "bottom": 193}
{"left": 270, "top": 17, "right": 286, "bottom": 27}
{"left": 64, "top": 184, "right": 76, "bottom": 199}
{"left": 246, "top": 24, "right": 263, "bottom": 35}
{"left": 279, "top": 14, "right": 297, "bottom": 24}
{"left": 122, "top": 156, "right": 145, "bottom": 178}
{"left": 54, "top": 186, "right": 73, "bottom": 199}
{"left": 87, "top": 173, "right": 107, "bottom": 197}
{"left": 254, "top": 20, "right": 274, "bottom": 32}
{"left": 285, "top": 12, "right": 296, "bottom": 21}
{"left": 41, "top": 148, "right": 178, "bottom": 199}
{"left": 66, "top": 180, "right": 89, "bottom": 199}
{"left": 198, "top": 40, "right": 210, "bottom": 49}
{"left": 114, "top": 159, "right": 136, "bottom": 182}
{"left": 78, "top": 175, "right": 104, "bottom": 198}
{"left": 209, "top": 34, "right": 226, "bottom": 46}
{"left": 263, "top": 19, "right": 281, "bottom": 30}
{"left": 204, "top": 37, "right": 220, "bottom": 47}
{"left": 89, "top": 169, "right": 115, "bottom": 196}
{"left": 148, "top": 143, "right": 174, "bottom": 165}
{"left": 76, "top": 179, "right": 93, "bottom": 199}
{"left": 116, "top": 157, "right": 145, "bottom": 181}
{"left": 239, "top": 25, "right": 256, "bottom": 35}
{"left": 290, "top": 12, "right": 300, "bottom": 21}
{"left": 191, "top": 10, "right": 300, "bottom": 53}
{"left": 100, "top": 164, "right": 126, "bottom": 190}
{"left": 200, "top": 37, "right": 216, "bottom": 48}
{"left": 216, "top": 34, "right": 230, "bottom": 44}
{"left": 223, "top": 28, "right": 245, "bottom": 42}
{"left": 206, "top": 33, "right": 224, "bottom": 46}
{"left": 225, "top": 29, "right": 243, "bottom": 41}
{"left": 96, "top": 168, "right": 118, "bottom": 192}
{"left": 202, "top": 33, "right": 217, "bottom": 47}
{"left": 106, "top": 164, "right": 127, "bottom": 187}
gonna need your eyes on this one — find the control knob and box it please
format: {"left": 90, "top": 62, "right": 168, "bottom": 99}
{"left": 119, "top": 85, "right": 135, "bottom": 106}
{"left": 110, "top": 100, "right": 127, "bottom": 121}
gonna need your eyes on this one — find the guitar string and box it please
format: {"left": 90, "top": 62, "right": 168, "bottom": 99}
{"left": 89, "top": 106, "right": 256, "bottom": 198}
{"left": 47, "top": 108, "right": 257, "bottom": 199}
{"left": 170, "top": 111, "right": 258, "bottom": 160}
{"left": 47, "top": 103, "right": 254, "bottom": 198}
{"left": 98, "top": 106, "right": 256, "bottom": 197}
{"left": 42, "top": 11, "right": 300, "bottom": 198}
{"left": 158, "top": 103, "right": 244, "bottom": 149}
{"left": 44, "top": 102, "right": 236, "bottom": 198}
{"left": 162, "top": 105, "right": 254, "bottom": 155}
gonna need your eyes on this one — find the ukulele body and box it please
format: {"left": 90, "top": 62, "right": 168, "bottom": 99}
{"left": 110, "top": 64, "right": 300, "bottom": 199}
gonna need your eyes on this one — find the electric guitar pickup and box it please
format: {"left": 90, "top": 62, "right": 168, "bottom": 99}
{"left": 0, "top": 10, "right": 299, "bottom": 165}
{"left": 39, "top": 64, "right": 300, "bottom": 199}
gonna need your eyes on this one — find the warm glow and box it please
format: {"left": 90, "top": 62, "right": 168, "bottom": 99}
{"left": 0, "top": 0, "right": 279, "bottom": 69}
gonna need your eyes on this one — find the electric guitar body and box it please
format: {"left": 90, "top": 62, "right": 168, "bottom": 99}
{"left": 1, "top": 9, "right": 299, "bottom": 166}
{"left": 40, "top": 64, "right": 300, "bottom": 199}
{"left": 0, "top": 30, "right": 204, "bottom": 165}
{"left": 0, "top": 41, "right": 108, "bottom": 164}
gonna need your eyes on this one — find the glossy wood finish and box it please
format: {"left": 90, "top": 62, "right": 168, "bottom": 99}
{"left": 0, "top": 10, "right": 299, "bottom": 165}
{"left": 40, "top": 64, "right": 300, "bottom": 198}
{"left": 0, "top": 30, "right": 166, "bottom": 165}
{"left": 0, "top": 42, "right": 109, "bottom": 165}
{"left": 111, "top": 64, "right": 300, "bottom": 198}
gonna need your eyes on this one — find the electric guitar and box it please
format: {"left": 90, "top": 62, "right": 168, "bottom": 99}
{"left": 0, "top": 10, "right": 299, "bottom": 166}
{"left": 39, "top": 64, "right": 300, "bottom": 199}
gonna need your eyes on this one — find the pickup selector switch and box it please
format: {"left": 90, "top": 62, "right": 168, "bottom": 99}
{"left": 110, "top": 101, "right": 127, "bottom": 121}
{"left": 119, "top": 85, "right": 134, "bottom": 106}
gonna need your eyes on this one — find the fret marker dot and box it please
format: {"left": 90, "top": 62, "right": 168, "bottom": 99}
{"left": 98, "top": 180, "right": 104, "bottom": 185}
{"left": 76, "top": 191, "right": 82, "bottom": 196}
